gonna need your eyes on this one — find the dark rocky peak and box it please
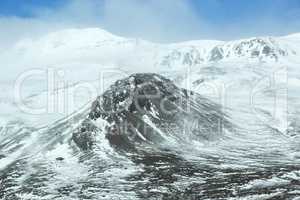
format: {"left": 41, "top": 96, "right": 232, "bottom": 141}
{"left": 89, "top": 73, "right": 181, "bottom": 121}
{"left": 73, "top": 73, "right": 233, "bottom": 151}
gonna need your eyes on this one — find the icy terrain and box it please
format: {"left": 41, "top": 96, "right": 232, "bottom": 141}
{"left": 0, "top": 28, "right": 300, "bottom": 199}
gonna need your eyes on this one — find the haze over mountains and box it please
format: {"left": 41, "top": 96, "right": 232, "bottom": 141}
{"left": 3, "top": 28, "right": 300, "bottom": 72}
{"left": 0, "top": 28, "right": 299, "bottom": 130}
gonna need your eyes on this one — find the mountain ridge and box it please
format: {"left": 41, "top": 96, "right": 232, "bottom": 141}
{"left": 8, "top": 28, "right": 299, "bottom": 70}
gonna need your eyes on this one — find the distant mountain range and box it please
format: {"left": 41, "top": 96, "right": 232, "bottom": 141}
{"left": 5, "top": 28, "right": 300, "bottom": 71}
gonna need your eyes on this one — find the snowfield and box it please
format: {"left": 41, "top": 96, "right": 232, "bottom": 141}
{"left": 0, "top": 28, "right": 300, "bottom": 199}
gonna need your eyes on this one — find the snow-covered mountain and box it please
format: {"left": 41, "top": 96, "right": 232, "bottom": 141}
{"left": 1, "top": 28, "right": 300, "bottom": 199}
{"left": 3, "top": 28, "right": 299, "bottom": 72}
{"left": 1, "top": 28, "right": 299, "bottom": 131}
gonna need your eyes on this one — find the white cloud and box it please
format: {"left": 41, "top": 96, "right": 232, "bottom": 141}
{"left": 0, "top": 0, "right": 300, "bottom": 47}
{"left": 98, "top": 0, "right": 205, "bottom": 42}
{"left": 0, "top": 0, "right": 209, "bottom": 47}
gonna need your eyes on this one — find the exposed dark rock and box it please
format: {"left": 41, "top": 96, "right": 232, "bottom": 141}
{"left": 251, "top": 50, "right": 260, "bottom": 57}
{"left": 73, "top": 73, "right": 233, "bottom": 151}
{"left": 72, "top": 119, "right": 97, "bottom": 150}
{"left": 56, "top": 157, "right": 64, "bottom": 161}
{"left": 160, "top": 49, "right": 202, "bottom": 67}
{"left": 209, "top": 47, "right": 224, "bottom": 61}
{"left": 192, "top": 79, "right": 204, "bottom": 87}
{"left": 262, "top": 46, "right": 272, "bottom": 55}
{"left": 230, "top": 38, "right": 287, "bottom": 61}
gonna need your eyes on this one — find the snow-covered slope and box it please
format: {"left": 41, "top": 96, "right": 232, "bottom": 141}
{"left": 2, "top": 28, "right": 298, "bottom": 74}
{"left": 1, "top": 28, "right": 300, "bottom": 199}
{"left": 1, "top": 28, "right": 299, "bottom": 131}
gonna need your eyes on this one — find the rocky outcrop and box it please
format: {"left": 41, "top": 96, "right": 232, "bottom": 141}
{"left": 73, "top": 73, "right": 233, "bottom": 150}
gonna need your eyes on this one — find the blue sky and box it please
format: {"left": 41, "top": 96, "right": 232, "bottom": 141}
{"left": 0, "top": 0, "right": 67, "bottom": 17}
{"left": 0, "top": 0, "right": 300, "bottom": 43}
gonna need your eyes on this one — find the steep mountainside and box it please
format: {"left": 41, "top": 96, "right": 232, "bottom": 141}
{"left": 73, "top": 73, "right": 232, "bottom": 151}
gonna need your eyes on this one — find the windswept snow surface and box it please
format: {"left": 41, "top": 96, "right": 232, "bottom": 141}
{"left": 1, "top": 28, "right": 300, "bottom": 199}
